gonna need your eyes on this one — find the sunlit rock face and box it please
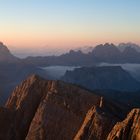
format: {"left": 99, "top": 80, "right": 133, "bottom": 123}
{"left": 74, "top": 106, "right": 119, "bottom": 140}
{"left": 0, "top": 74, "right": 139, "bottom": 140}
{"left": 4, "top": 75, "right": 102, "bottom": 140}
{"left": 107, "top": 108, "right": 140, "bottom": 140}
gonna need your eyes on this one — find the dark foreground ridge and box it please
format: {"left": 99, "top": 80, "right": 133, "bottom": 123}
{"left": 0, "top": 74, "right": 139, "bottom": 140}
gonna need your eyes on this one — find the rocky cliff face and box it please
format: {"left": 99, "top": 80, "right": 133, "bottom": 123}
{"left": 107, "top": 108, "right": 140, "bottom": 140}
{"left": 74, "top": 107, "right": 140, "bottom": 140}
{"left": 23, "top": 76, "right": 101, "bottom": 140}
{"left": 0, "top": 75, "right": 139, "bottom": 140}
{"left": 2, "top": 75, "right": 104, "bottom": 140}
{"left": 6, "top": 75, "right": 48, "bottom": 140}
{"left": 74, "top": 106, "right": 119, "bottom": 140}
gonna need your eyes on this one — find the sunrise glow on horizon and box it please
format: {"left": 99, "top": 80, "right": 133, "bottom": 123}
{"left": 0, "top": 0, "right": 140, "bottom": 50}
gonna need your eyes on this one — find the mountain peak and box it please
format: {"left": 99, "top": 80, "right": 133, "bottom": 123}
{"left": 107, "top": 108, "right": 140, "bottom": 140}
{"left": 104, "top": 43, "right": 115, "bottom": 47}
{"left": 93, "top": 43, "right": 120, "bottom": 56}
{"left": 26, "top": 74, "right": 43, "bottom": 82}
{"left": 5, "top": 75, "right": 102, "bottom": 140}
{"left": 0, "top": 73, "right": 139, "bottom": 140}
{"left": 0, "top": 41, "right": 4, "bottom": 46}
{"left": 118, "top": 42, "right": 140, "bottom": 52}
{"left": 0, "top": 42, "right": 10, "bottom": 51}
{"left": 0, "top": 42, "right": 19, "bottom": 62}
{"left": 74, "top": 106, "right": 119, "bottom": 140}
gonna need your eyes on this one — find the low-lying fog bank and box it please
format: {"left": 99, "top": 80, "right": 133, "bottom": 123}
{"left": 41, "top": 63, "right": 140, "bottom": 81}
{"left": 41, "top": 66, "right": 80, "bottom": 79}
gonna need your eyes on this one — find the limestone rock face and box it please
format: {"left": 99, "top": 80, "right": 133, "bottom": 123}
{"left": 0, "top": 74, "right": 139, "bottom": 140}
{"left": 5, "top": 75, "right": 48, "bottom": 140}
{"left": 25, "top": 78, "right": 101, "bottom": 140}
{"left": 107, "top": 109, "right": 140, "bottom": 140}
{"left": 74, "top": 106, "right": 119, "bottom": 140}
{"left": 4, "top": 75, "right": 102, "bottom": 140}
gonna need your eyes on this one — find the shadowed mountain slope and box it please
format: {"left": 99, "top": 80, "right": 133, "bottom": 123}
{"left": 61, "top": 66, "right": 140, "bottom": 92}
{"left": 0, "top": 75, "right": 126, "bottom": 140}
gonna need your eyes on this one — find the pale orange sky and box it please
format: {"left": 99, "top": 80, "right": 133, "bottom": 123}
{"left": 0, "top": 0, "right": 140, "bottom": 53}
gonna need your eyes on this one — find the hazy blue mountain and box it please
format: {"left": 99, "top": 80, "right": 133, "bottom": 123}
{"left": 61, "top": 66, "right": 140, "bottom": 92}
{"left": 0, "top": 42, "right": 20, "bottom": 63}
{"left": 74, "top": 46, "right": 94, "bottom": 54}
{"left": 90, "top": 43, "right": 121, "bottom": 63}
{"left": 118, "top": 43, "right": 140, "bottom": 52}
{"left": 1, "top": 42, "right": 140, "bottom": 104}
{"left": 0, "top": 42, "right": 48, "bottom": 104}
{"left": 24, "top": 50, "right": 91, "bottom": 66}
{"left": 23, "top": 43, "right": 140, "bottom": 66}
{"left": 121, "top": 46, "right": 140, "bottom": 63}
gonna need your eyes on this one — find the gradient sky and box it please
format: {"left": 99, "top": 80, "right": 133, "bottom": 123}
{"left": 0, "top": 0, "right": 140, "bottom": 53}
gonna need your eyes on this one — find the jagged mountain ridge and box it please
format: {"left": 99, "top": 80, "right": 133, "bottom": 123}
{"left": 75, "top": 43, "right": 140, "bottom": 54}
{"left": 0, "top": 42, "right": 19, "bottom": 63}
{"left": 3, "top": 41, "right": 140, "bottom": 105}
{"left": 0, "top": 42, "right": 140, "bottom": 139}
{"left": 74, "top": 107, "right": 140, "bottom": 140}
{"left": 107, "top": 108, "right": 140, "bottom": 140}
{"left": 118, "top": 43, "right": 140, "bottom": 52}
{"left": 2, "top": 74, "right": 102, "bottom": 140}
{"left": 23, "top": 43, "right": 140, "bottom": 66}
{"left": 0, "top": 74, "right": 128, "bottom": 140}
{"left": 1, "top": 42, "right": 140, "bottom": 66}
{"left": 74, "top": 106, "right": 119, "bottom": 140}
{"left": 0, "top": 42, "right": 48, "bottom": 105}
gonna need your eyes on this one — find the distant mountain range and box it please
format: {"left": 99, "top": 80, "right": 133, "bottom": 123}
{"left": 118, "top": 42, "right": 140, "bottom": 52}
{"left": 1, "top": 41, "right": 140, "bottom": 104}
{"left": 1, "top": 42, "right": 138, "bottom": 67}
{"left": 23, "top": 43, "right": 140, "bottom": 66}
{"left": 0, "top": 41, "right": 140, "bottom": 139}
{"left": 74, "top": 46, "right": 94, "bottom": 54}
{"left": 76, "top": 43, "right": 140, "bottom": 53}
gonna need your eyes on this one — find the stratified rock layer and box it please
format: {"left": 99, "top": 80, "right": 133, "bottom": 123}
{"left": 25, "top": 78, "right": 101, "bottom": 140}
{"left": 107, "top": 109, "right": 140, "bottom": 140}
{"left": 0, "top": 74, "right": 139, "bottom": 140}
{"left": 5, "top": 75, "right": 102, "bottom": 140}
{"left": 74, "top": 106, "right": 118, "bottom": 140}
